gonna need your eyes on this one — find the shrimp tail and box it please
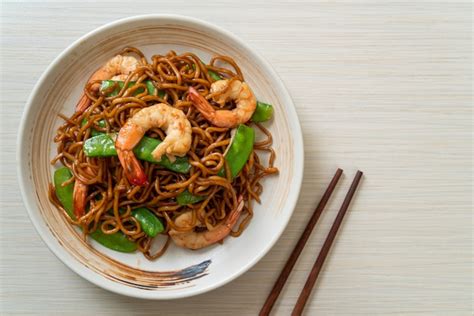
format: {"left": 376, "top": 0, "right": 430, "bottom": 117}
{"left": 169, "top": 196, "right": 245, "bottom": 250}
{"left": 226, "top": 196, "right": 244, "bottom": 228}
{"left": 188, "top": 87, "right": 216, "bottom": 121}
{"left": 75, "top": 93, "right": 92, "bottom": 114}
{"left": 188, "top": 86, "right": 247, "bottom": 128}
{"left": 116, "top": 148, "right": 149, "bottom": 186}
{"left": 207, "top": 197, "right": 244, "bottom": 246}
{"left": 75, "top": 55, "right": 140, "bottom": 114}
{"left": 73, "top": 181, "right": 88, "bottom": 218}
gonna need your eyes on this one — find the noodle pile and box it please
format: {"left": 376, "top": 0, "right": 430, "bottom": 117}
{"left": 49, "top": 47, "right": 278, "bottom": 260}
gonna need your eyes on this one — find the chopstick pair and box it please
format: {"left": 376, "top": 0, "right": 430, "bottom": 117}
{"left": 260, "top": 169, "right": 363, "bottom": 316}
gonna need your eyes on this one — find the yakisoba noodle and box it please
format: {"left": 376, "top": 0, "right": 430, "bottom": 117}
{"left": 49, "top": 47, "right": 278, "bottom": 260}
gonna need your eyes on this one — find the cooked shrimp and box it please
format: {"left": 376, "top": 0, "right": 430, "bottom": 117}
{"left": 75, "top": 55, "right": 140, "bottom": 113}
{"left": 74, "top": 56, "right": 141, "bottom": 214}
{"left": 72, "top": 164, "right": 96, "bottom": 219}
{"left": 187, "top": 79, "right": 257, "bottom": 128}
{"left": 169, "top": 196, "right": 244, "bottom": 250}
{"left": 115, "top": 103, "right": 192, "bottom": 186}
{"left": 73, "top": 181, "right": 87, "bottom": 218}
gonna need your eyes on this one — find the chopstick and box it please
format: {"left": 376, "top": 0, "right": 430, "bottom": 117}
{"left": 259, "top": 168, "right": 344, "bottom": 316}
{"left": 292, "top": 170, "right": 363, "bottom": 315}
{"left": 259, "top": 169, "right": 363, "bottom": 316}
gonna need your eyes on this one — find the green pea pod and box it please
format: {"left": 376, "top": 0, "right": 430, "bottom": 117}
{"left": 88, "top": 229, "right": 138, "bottom": 253}
{"left": 218, "top": 124, "right": 255, "bottom": 178}
{"left": 145, "top": 81, "right": 160, "bottom": 97}
{"left": 207, "top": 69, "right": 222, "bottom": 82}
{"left": 176, "top": 124, "right": 255, "bottom": 204}
{"left": 100, "top": 80, "right": 138, "bottom": 97}
{"left": 101, "top": 80, "right": 165, "bottom": 98}
{"left": 91, "top": 120, "right": 107, "bottom": 137}
{"left": 177, "top": 190, "right": 207, "bottom": 206}
{"left": 190, "top": 61, "right": 221, "bottom": 82}
{"left": 83, "top": 133, "right": 117, "bottom": 157}
{"left": 133, "top": 137, "right": 190, "bottom": 173}
{"left": 53, "top": 167, "right": 75, "bottom": 219}
{"left": 131, "top": 208, "right": 164, "bottom": 237}
{"left": 83, "top": 134, "right": 191, "bottom": 174}
{"left": 53, "top": 168, "right": 137, "bottom": 253}
{"left": 251, "top": 101, "right": 274, "bottom": 122}
{"left": 81, "top": 119, "right": 107, "bottom": 137}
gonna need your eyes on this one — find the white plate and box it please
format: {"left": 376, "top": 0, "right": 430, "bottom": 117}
{"left": 17, "top": 14, "right": 303, "bottom": 299}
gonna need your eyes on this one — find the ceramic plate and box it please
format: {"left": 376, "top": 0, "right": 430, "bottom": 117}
{"left": 17, "top": 14, "right": 303, "bottom": 299}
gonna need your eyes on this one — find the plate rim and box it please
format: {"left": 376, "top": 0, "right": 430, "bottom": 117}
{"left": 16, "top": 13, "right": 304, "bottom": 299}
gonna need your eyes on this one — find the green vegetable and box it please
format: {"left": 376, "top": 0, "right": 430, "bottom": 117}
{"left": 53, "top": 167, "right": 75, "bottom": 219}
{"left": 177, "top": 190, "right": 207, "bottom": 206}
{"left": 189, "top": 61, "right": 221, "bottom": 82}
{"left": 89, "top": 229, "right": 138, "bottom": 253}
{"left": 201, "top": 70, "right": 274, "bottom": 122}
{"left": 83, "top": 133, "right": 191, "bottom": 174}
{"left": 145, "top": 81, "right": 155, "bottom": 94}
{"left": 83, "top": 133, "right": 117, "bottom": 157}
{"left": 100, "top": 80, "right": 134, "bottom": 97}
{"left": 207, "top": 69, "right": 222, "bottom": 82}
{"left": 83, "top": 133, "right": 116, "bottom": 157}
{"left": 131, "top": 208, "right": 164, "bottom": 237}
{"left": 91, "top": 120, "right": 107, "bottom": 136}
{"left": 101, "top": 80, "right": 165, "bottom": 98}
{"left": 133, "top": 137, "right": 191, "bottom": 173}
{"left": 53, "top": 167, "right": 137, "bottom": 253}
{"left": 176, "top": 124, "right": 255, "bottom": 204}
{"left": 81, "top": 119, "right": 107, "bottom": 137}
{"left": 218, "top": 124, "right": 255, "bottom": 178}
{"left": 251, "top": 101, "right": 274, "bottom": 122}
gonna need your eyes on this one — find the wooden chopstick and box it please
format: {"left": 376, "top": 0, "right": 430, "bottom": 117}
{"left": 291, "top": 170, "right": 363, "bottom": 315}
{"left": 259, "top": 168, "right": 344, "bottom": 316}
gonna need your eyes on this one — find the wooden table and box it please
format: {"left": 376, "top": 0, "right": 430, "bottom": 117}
{"left": 1, "top": 1, "right": 472, "bottom": 315}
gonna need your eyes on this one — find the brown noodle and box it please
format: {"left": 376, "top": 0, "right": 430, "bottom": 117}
{"left": 49, "top": 47, "right": 278, "bottom": 260}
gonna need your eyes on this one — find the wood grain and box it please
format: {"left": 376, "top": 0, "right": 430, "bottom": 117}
{"left": 292, "top": 171, "right": 363, "bottom": 315}
{"left": 260, "top": 168, "right": 343, "bottom": 315}
{"left": 1, "top": 1, "right": 472, "bottom": 315}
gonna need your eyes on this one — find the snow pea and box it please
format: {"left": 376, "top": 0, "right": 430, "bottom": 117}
{"left": 131, "top": 208, "right": 164, "bottom": 238}
{"left": 53, "top": 167, "right": 75, "bottom": 219}
{"left": 91, "top": 120, "right": 106, "bottom": 137}
{"left": 101, "top": 80, "right": 165, "bottom": 98}
{"left": 217, "top": 124, "right": 255, "bottom": 178}
{"left": 53, "top": 167, "right": 137, "bottom": 253}
{"left": 83, "top": 134, "right": 191, "bottom": 174}
{"left": 189, "top": 61, "right": 221, "bottom": 82}
{"left": 176, "top": 190, "right": 206, "bottom": 205}
{"left": 88, "top": 229, "right": 137, "bottom": 253}
{"left": 83, "top": 134, "right": 117, "bottom": 157}
{"left": 251, "top": 101, "right": 274, "bottom": 122}
{"left": 81, "top": 119, "right": 107, "bottom": 137}
{"left": 207, "top": 69, "right": 222, "bottom": 82}
{"left": 177, "top": 124, "right": 255, "bottom": 205}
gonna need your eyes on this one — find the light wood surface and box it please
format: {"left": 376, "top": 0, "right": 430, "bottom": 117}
{"left": 1, "top": 1, "right": 472, "bottom": 315}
